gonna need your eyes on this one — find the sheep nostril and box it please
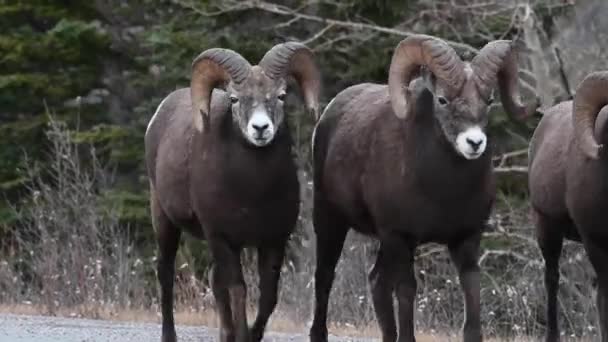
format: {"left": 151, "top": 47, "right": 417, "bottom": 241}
{"left": 466, "top": 137, "right": 482, "bottom": 151}
{"left": 252, "top": 123, "right": 269, "bottom": 133}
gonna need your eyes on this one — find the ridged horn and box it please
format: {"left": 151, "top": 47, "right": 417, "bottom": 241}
{"left": 259, "top": 42, "right": 321, "bottom": 119}
{"left": 191, "top": 48, "right": 251, "bottom": 131}
{"left": 388, "top": 34, "right": 466, "bottom": 119}
{"left": 471, "top": 40, "right": 538, "bottom": 121}
{"left": 573, "top": 71, "right": 608, "bottom": 159}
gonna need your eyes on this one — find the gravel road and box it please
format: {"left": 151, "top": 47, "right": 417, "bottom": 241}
{"left": 0, "top": 314, "right": 373, "bottom": 342}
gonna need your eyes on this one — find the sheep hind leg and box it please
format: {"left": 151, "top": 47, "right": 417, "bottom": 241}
{"left": 370, "top": 234, "right": 414, "bottom": 342}
{"left": 448, "top": 232, "right": 482, "bottom": 342}
{"left": 209, "top": 238, "right": 248, "bottom": 342}
{"left": 152, "top": 193, "right": 181, "bottom": 342}
{"left": 581, "top": 238, "right": 608, "bottom": 342}
{"left": 250, "top": 242, "right": 286, "bottom": 342}
{"left": 597, "top": 269, "right": 608, "bottom": 342}
{"left": 598, "top": 274, "right": 608, "bottom": 342}
{"left": 535, "top": 211, "right": 564, "bottom": 342}
{"left": 309, "top": 204, "right": 348, "bottom": 342}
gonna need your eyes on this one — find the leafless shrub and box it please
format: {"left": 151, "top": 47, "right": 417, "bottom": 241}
{"left": 0, "top": 117, "right": 155, "bottom": 317}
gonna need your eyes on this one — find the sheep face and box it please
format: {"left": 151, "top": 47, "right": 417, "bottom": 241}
{"left": 436, "top": 96, "right": 490, "bottom": 160}
{"left": 389, "top": 36, "right": 536, "bottom": 160}
{"left": 190, "top": 43, "right": 320, "bottom": 135}
{"left": 228, "top": 67, "right": 287, "bottom": 147}
{"left": 420, "top": 70, "right": 491, "bottom": 160}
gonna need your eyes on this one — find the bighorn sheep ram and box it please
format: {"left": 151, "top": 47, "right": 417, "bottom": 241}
{"left": 529, "top": 70, "right": 608, "bottom": 342}
{"left": 145, "top": 42, "right": 320, "bottom": 342}
{"left": 309, "top": 34, "right": 537, "bottom": 342}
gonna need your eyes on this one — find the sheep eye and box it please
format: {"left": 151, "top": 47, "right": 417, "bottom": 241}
{"left": 487, "top": 96, "right": 494, "bottom": 105}
{"left": 229, "top": 95, "right": 238, "bottom": 104}
{"left": 437, "top": 96, "right": 449, "bottom": 106}
{"left": 277, "top": 92, "right": 286, "bottom": 101}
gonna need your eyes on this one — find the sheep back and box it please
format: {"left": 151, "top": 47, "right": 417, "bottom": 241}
{"left": 528, "top": 101, "right": 573, "bottom": 218}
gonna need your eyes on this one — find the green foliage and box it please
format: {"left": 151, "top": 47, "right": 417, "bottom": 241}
{"left": 0, "top": 116, "right": 46, "bottom": 192}
{"left": 73, "top": 124, "right": 145, "bottom": 170}
{"left": 0, "top": 1, "right": 116, "bottom": 227}
{"left": 101, "top": 189, "right": 150, "bottom": 229}
{"left": 0, "top": 1, "right": 112, "bottom": 207}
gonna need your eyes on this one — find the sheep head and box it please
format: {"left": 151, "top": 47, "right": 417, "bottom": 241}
{"left": 388, "top": 35, "right": 538, "bottom": 160}
{"left": 572, "top": 71, "right": 608, "bottom": 160}
{"left": 190, "top": 42, "right": 320, "bottom": 147}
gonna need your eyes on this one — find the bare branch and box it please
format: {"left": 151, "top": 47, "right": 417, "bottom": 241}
{"left": 302, "top": 23, "right": 335, "bottom": 45}
{"left": 493, "top": 148, "right": 528, "bottom": 168}
{"left": 494, "top": 166, "right": 528, "bottom": 174}
{"left": 479, "top": 249, "right": 542, "bottom": 267}
{"left": 554, "top": 46, "right": 573, "bottom": 98}
{"left": 180, "top": 0, "right": 480, "bottom": 54}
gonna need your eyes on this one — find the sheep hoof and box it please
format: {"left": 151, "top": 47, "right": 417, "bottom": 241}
{"left": 161, "top": 330, "right": 177, "bottom": 342}
{"left": 309, "top": 328, "right": 328, "bottom": 342}
{"left": 249, "top": 326, "right": 264, "bottom": 342}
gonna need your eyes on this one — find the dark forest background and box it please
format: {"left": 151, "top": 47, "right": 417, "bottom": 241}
{"left": 1, "top": 0, "right": 607, "bottom": 339}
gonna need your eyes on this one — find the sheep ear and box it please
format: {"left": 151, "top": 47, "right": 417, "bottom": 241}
{"left": 404, "top": 67, "right": 433, "bottom": 106}
{"left": 404, "top": 78, "right": 434, "bottom": 122}
{"left": 420, "top": 67, "right": 437, "bottom": 94}
{"left": 415, "top": 87, "right": 435, "bottom": 120}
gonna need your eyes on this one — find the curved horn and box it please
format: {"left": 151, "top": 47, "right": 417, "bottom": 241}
{"left": 191, "top": 48, "right": 251, "bottom": 131}
{"left": 388, "top": 34, "right": 466, "bottom": 119}
{"left": 471, "top": 40, "right": 538, "bottom": 121}
{"left": 259, "top": 42, "right": 321, "bottom": 119}
{"left": 573, "top": 71, "right": 608, "bottom": 159}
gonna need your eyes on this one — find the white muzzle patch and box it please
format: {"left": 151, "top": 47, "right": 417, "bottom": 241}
{"left": 455, "top": 126, "right": 487, "bottom": 160}
{"left": 246, "top": 109, "right": 275, "bottom": 147}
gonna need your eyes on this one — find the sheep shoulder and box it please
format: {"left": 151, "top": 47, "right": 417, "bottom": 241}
{"left": 564, "top": 105, "right": 608, "bottom": 228}
{"left": 145, "top": 88, "right": 230, "bottom": 183}
{"left": 313, "top": 83, "right": 402, "bottom": 216}
{"left": 315, "top": 83, "right": 395, "bottom": 175}
{"left": 528, "top": 101, "right": 573, "bottom": 218}
{"left": 145, "top": 88, "right": 197, "bottom": 224}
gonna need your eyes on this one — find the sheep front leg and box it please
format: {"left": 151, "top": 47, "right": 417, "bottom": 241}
{"left": 448, "top": 232, "right": 482, "bottom": 342}
{"left": 209, "top": 262, "right": 234, "bottom": 342}
{"left": 370, "top": 234, "right": 415, "bottom": 342}
{"left": 153, "top": 194, "right": 181, "bottom": 342}
{"left": 210, "top": 238, "right": 249, "bottom": 342}
{"left": 250, "top": 242, "right": 286, "bottom": 341}
{"left": 535, "top": 211, "right": 564, "bottom": 342}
